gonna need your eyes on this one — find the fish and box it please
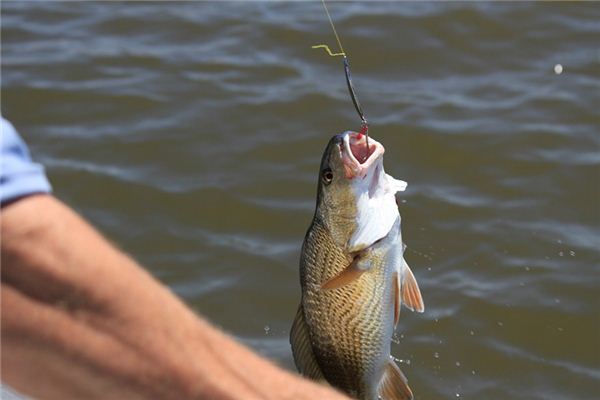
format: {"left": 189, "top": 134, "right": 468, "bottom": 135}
{"left": 290, "top": 131, "right": 424, "bottom": 400}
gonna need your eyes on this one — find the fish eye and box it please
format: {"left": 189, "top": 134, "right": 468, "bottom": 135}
{"left": 322, "top": 168, "right": 334, "bottom": 185}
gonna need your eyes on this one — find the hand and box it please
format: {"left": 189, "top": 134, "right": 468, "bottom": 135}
{"left": 1, "top": 195, "right": 348, "bottom": 400}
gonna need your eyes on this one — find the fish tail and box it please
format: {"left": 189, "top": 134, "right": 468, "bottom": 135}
{"left": 377, "top": 359, "right": 413, "bottom": 400}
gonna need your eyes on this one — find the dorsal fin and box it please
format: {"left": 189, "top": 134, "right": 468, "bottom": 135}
{"left": 289, "top": 306, "right": 325, "bottom": 380}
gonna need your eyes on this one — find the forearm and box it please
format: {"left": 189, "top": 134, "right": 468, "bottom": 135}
{"left": 1, "top": 195, "right": 346, "bottom": 399}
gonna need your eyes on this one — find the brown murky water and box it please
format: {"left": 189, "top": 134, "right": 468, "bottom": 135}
{"left": 2, "top": 2, "right": 599, "bottom": 399}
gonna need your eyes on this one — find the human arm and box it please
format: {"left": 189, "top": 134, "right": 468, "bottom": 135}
{"left": 1, "top": 194, "right": 346, "bottom": 400}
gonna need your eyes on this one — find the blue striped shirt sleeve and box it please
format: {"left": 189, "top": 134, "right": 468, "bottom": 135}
{"left": 1, "top": 117, "right": 52, "bottom": 205}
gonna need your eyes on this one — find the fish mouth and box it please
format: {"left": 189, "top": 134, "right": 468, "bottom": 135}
{"left": 340, "top": 131, "right": 385, "bottom": 179}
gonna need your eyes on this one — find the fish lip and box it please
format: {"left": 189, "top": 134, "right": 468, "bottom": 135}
{"left": 340, "top": 131, "right": 385, "bottom": 179}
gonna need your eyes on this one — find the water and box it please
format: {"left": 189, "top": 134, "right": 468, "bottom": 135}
{"left": 2, "top": 2, "right": 599, "bottom": 399}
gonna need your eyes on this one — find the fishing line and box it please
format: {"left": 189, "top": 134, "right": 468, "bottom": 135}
{"left": 321, "top": 0, "right": 346, "bottom": 56}
{"left": 405, "top": 246, "right": 434, "bottom": 262}
{"left": 313, "top": 0, "right": 369, "bottom": 158}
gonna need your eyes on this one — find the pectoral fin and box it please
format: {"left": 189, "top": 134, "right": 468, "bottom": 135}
{"left": 289, "top": 306, "right": 325, "bottom": 381}
{"left": 321, "top": 253, "right": 370, "bottom": 290}
{"left": 377, "top": 359, "right": 414, "bottom": 400}
{"left": 402, "top": 261, "right": 424, "bottom": 313}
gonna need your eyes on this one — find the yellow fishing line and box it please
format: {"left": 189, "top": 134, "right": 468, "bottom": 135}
{"left": 311, "top": 44, "right": 345, "bottom": 57}
{"left": 313, "top": 0, "right": 347, "bottom": 57}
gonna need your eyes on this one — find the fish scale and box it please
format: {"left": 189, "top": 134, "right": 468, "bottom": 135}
{"left": 301, "top": 218, "right": 393, "bottom": 398}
